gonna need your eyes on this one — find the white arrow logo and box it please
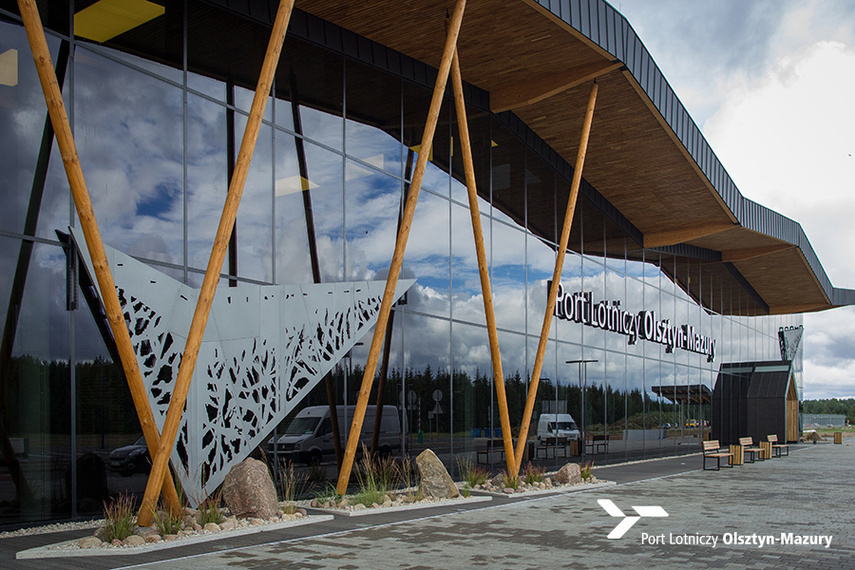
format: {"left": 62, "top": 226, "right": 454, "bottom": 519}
{"left": 598, "top": 499, "right": 669, "bottom": 539}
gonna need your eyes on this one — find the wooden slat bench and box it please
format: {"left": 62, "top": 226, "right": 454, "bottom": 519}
{"left": 767, "top": 434, "right": 789, "bottom": 457}
{"left": 703, "top": 440, "right": 733, "bottom": 471}
{"left": 476, "top": 439, "right": 506, "bottom": 464}
{"left": 536, "top": 436, "right": 568, "bottom": 459}
{"left": 585, "top": 434, "right": 609, "bottom": 455}
{"left": 738, "top": 437, "right": 765, "bottom": 463}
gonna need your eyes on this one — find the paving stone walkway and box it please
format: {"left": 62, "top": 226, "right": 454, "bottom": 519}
{"left": 131, "top": 443, "right": 855, "bottom": 569}
{"left": 2, "top": 442, "right": 852, "bottom": 569}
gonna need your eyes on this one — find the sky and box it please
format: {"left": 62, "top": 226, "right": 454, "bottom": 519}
{"left": 613, "top": 0, "right": 855, "bottom": 399}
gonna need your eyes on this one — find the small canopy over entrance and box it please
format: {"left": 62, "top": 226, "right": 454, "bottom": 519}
{"left": 712, "top": 361, "right": 799, "bottom": 444}
{"left": 651, "top": 384, "right": 712, "bottom": 405}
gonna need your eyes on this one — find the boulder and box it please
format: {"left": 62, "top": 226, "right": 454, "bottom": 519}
{"left": 78, "top": 536, "right": 102, "bottom": 549}
{"left": 553, "top": 463, "right": 581, "bottom": 485}
{"left": 415, "top": 449, "right": 459, "bottom": 499}
{"left": 222, "top": 458, "right": 279, "bottom": 520}
{"left": 124, "top": 535, "right": 145, "bottom": 547}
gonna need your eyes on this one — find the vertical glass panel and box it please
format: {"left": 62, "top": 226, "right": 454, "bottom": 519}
{"left": 452, "top": 323, "right": 494, "bottom": 467}
{"left": 553, "top": 251, "right": 582, "bottom": 345}
{"left": 345, "top": 60, "right": 402, "bottom": 178}
{"left": 277, "top": 40, "right": 343, "bottom": 151}
{"left": 303, "top": 141, "right": 344, "bottom": 282}
{"left": 1, "top": 22, "right": 66, "bottom": 240}
{"left": 400, "top": 312, "right": 451, "bottom": 460}
{"left": 450, "top": 105, "right": 491, "bottom": 207}
{"left": 187, "top": 92, "right": 227, "bottom": 273}
{"left": 524, "top": 150, "right": 555, "bottom": 241}
{"left": 234, "top": 88, "right": 274, "bottom": 124}
{"left": 402, "top": 81, "right": 450, "bottom": 198}
{"left": 581, "top": 253, "right": 606, "bottom": 349}
{"left": 273, "top": 132, "right": 312, "bottom": 285}
{"left": 74, "top": 294, "right": 142, "bottom": 515}
{"left": 489, "top": 117, "right": 525, "bottom": 230}
{"left": 490, "top": 221, "right": 526, "bottom": 332}
{"left": 578, "top": 349, "right": 604, "bottom": 460}
{"left": 405, "top": 190, "right": 450, "bottom": 318}
{"left": 605, "top": 351, "right": 627, "bottom": 461}
{"left": 605, "top": 229, "right": 625, "bottom": 273}
{"left": 451, "top": 203, "right": 486, "bottom": 325}
{"left": 344, "top": 160, "right": 401, "bottom": 281}
{"left": 625, "top": 353, "right": 645, "bottom": 461}
{"left": 233, "top": 116, "right": 273, "bottom": 283}
{"left": 0, "top": 239, "right": 70, "bottom": 524}
{"left": 451, "top": 321, "right": 484, "bottom": 469}
{"left": 74, "top": 47, "right": 184, "bottom": 265}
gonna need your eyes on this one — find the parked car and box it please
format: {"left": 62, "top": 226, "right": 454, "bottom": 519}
{"left": 661, "top": 423, "right": 672, "bottom": 429}
{"left": 109, "top": 436, "right": 151, "bottom": 476}
{"left": 685, "top": 419, "right": 698, "bottom": 428}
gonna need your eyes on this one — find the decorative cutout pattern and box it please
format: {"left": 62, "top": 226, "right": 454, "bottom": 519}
{"left": 70, "top": 227, "right": 413, "bottom": 503}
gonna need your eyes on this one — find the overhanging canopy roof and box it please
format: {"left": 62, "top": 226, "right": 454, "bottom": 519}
{"left": 287, "top": 0, "right": 853, "bottom": 316}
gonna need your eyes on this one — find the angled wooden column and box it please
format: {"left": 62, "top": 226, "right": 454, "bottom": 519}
{"left": 513, "top": 81, "right": 598, "bottom": 473}
{"left": 136, "top": 0, "right": 295, "bottom": 526}
{"left": 336, "top": 0, "right": 467, "bottom": 495}
{"left": 448, "top": 33, "right": 516, "bottom": 475}
{"left": 16, "top": 0, "right": 182, "bottom": 513}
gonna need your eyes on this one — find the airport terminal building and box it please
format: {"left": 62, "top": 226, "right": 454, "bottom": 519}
{"left": 1, "top": 0, "right": 853, "bottom": 526}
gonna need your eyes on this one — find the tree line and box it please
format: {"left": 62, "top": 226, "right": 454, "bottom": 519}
{"left": 803, "top": 399, "right": 855, "bottom": 424}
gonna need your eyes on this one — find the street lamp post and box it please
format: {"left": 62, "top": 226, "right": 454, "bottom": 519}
{"left": 566, "top": 359, "right": 597, "bottom": 455}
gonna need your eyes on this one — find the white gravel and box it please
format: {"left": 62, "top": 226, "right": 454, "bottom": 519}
{"left": 0, "top": 519, "right": 103, "bottom": 540}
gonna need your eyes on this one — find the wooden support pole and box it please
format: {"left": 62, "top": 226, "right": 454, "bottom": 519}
{"left": 16, "top": 0, "right": 182, "bottom": 514}
{"left": 336, "top": 0, "right": 467, "bottom": 495}
{"left": 136, "top": 0, "right": 294, "bottom": 527}
{"left": 513, "top": 81, "right": 598, "bottom": 473}
{"left": 448, "top": 35, "right": 516, "bottom": 475}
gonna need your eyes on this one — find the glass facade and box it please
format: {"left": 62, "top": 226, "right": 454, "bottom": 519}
{"left": 0, "top": 1, "right": 803, "bottom": 528}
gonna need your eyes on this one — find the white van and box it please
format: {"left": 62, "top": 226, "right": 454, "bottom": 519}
{"left": 536, "top": 413, "right": 581, "bottom": 442}
{"left": 268, "top": 405, "right": 401, "bottom": 464}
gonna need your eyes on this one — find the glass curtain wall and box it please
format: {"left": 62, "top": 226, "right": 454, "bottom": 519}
{"left": 0, "top": 0, "right": 804, "bottom": 527}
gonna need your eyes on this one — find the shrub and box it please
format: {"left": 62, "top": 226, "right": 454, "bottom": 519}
{"left": 152, "top": 503, "right": 182, "bottom": 535}
{"left": 103, "top": 493, "right": 136, "bottom": 542}
{"left": 198, "top": 487, "right": 225, "bottom": 526}
{"left": 522, "top": 462, "right": 544, "bottom": 485}
{"left": 314, "top": 481, "right": 340, "bottom": 504}
{"left": 354, "top": 448, "right": 387, "bottom": 506}
{"left": 501, "top": 471, "right": 519, "bottom": 490}
{"left": 580, "top": 460, "right": 594, "bottom": 480}
{"left": 456, "top": 456, "right": 490, "bottom": 487}
{"left": 278, "top": 461, "right": 310, "bottom": 514}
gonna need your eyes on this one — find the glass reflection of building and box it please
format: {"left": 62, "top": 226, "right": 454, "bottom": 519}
{"left": 0, "top": 0, "right": 812, "bottom": 528}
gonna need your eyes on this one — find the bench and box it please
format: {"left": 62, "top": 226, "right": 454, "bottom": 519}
{"left": 536, "top": 436, "right": 568, "bottom": 459}
{"left": 476, "top": 439, "right": 506, "bottom": 464}
{"left": 703, "top": 440, "right": 733, "bottom": 470}
{"left": 585, "top": 434, "right": 609, "bottom": 455}
{"left": 767, "top": 434, "right": 789, "bottom": 457}
{"left": 738, "top": 437, "right": 765, "bottom": 462}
